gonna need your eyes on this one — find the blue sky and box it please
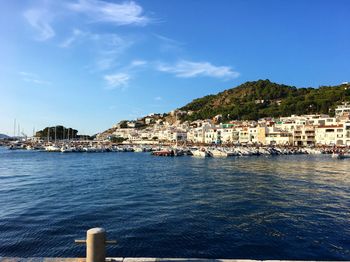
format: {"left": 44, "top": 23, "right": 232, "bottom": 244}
{"left": 0, "top": 0, "right": 349, "bottom": 135}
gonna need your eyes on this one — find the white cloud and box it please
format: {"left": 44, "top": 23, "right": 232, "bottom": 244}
{"left": 154, "top": 34, "right": 184, "bottom": 53}
{"left": 60, "top": 29, "right": 85, "bottom": 48}
{"left": 95, "top": 34, "right": 134, "bottom": 70}
{"left": 61, "top": 30, "right": 133, "bottom": 70}
{"left": 154, "top": 96, "right": 162, "bottom": 101}
{"left": 104, "top": 73, "right": 130, "bottom": 89}
{"left": 67, "top": 0, "right": 150, "bottom": 26}
{"left": 130, "top": 60, "right": 147, "bottom": 67}
{"left": 23, "top": 9, "right": 55, "bottom": 41}
{"left": 19, "top": 72, "right": 52, "bottom": 85}
{"left": 157, "top": 60, "right": 240, "bottom": 79}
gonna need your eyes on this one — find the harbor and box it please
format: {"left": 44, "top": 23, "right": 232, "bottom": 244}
{"left": 1, "top": 139, "right": 349, "bottom": 158}
{"left": 1, "top": 0, "right": 350, "bottom": 260}
{"left": 0, "top": 147, "right": 349, "bottom": 260}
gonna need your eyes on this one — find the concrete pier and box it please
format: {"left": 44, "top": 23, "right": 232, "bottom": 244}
{"left": 0, "top": 258, "right": 345, "bottom": 262}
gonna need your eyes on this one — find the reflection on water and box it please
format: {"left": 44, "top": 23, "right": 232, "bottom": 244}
{"left": 0, "top": 148, "right": 349, "bottom": 260}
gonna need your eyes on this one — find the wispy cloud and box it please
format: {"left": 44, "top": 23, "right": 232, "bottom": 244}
{"left": 130, "top": 60, "right": 147, "bottom": 67}
{"left": 19, "top": 72, "right": 52, "bottom": 85}
{"left": 156, "top": 60, "right": 240, "bottom": 80}
{"left": 154, "top": 33, "right": 184, "bottom": 53}
{"left": 154, "top": 96, "right": 162, "bottom": 101}
{"left": 62, "top": 30, "right": 133, "bottom": 70}
{"left": 23, "top": 9, "right": 55, "bottom": 41}
{"left": 95, "top": 34, "right": 134, "bottom": 70}
{"left": 104, "top": 73, "right": 130, "bottom": 89}
{"left": 60, "top": 29, "right": 85, "bottom": 48}
{"left": 67, "top": 0, "right": 150, "bottom": 26}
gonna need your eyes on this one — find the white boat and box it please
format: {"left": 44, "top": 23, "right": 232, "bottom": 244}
{"left": 83, "top": 147, "right": 97, "bottom": 152}
{"left": 332, "top": 152, "right": 350, "bottom": 159}
{"left": 209, "top": 149, "right": 229, "bottom": 157}
{"left": 45, "top": 145, "right": 61, "bottom": 152}
{"left": 61, "top": 146, "right": 74, "bottom": 153}
{"left": 191, "top": 149, "right": 210, "bottom": 157}
{"left": 134, "top": 147, "right": 143, "bottom": 152}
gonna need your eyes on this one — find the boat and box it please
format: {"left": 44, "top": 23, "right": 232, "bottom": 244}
{"left": 134, "top": 147, "right": 144, "bottom": 152}
{"left": 173, "top": 149, "right": 184, "bottom": 156}
{"left": 191, "top": 148, "right": 210, "bottom": 157}
{"left": 61, "top": 146, "right": 75, "bottom": 153}
{"left": 209, "top": 149, "right": 229, "bottom": 157}
{"left": 45, "top": 145, "right": 61, "bottom": 152}
{"left": 152, "top": 149, "right": 174, "bottom": 156}
{"left": 7, "top": 145, "right": 22, "bottom": 150}
{"left": 332, "top": 152, "right": 350, "bottom": 159}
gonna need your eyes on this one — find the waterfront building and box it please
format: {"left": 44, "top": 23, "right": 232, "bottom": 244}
{"left": 219, "top": 127, "right": 239, "bottom": 144}
{"left": 293, "top": 126, "right": 316, "bottom": 146}
{"left": 188, "top": 121, "right": 213, "bottom": 143}
{"left": 97, "top": 103, "right": 350, "bottom": 146}
{"left": 315, "top": 124, "right": 344, "bottom": 146}
{"left": 238, "top": 127, "right": 250, "bottom": 144}
{"left": 258, "top": 126, "right": 292, "bottom": 145}
{"left": 204, "top": 128, "right": 220, "bottom": 144}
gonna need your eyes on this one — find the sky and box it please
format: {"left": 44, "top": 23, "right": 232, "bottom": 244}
{"left": 0, "top": 0, "right": 349, "bottom": 135}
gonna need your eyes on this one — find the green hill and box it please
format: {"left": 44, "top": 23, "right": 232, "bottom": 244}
{"left": 180, "top": 79, "right": 350, "bottom": 121}
{"left": 35, "top": 126, "right": 78, "bottom": 140}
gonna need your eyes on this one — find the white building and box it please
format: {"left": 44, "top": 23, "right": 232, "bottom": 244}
{"left": 315, "top": 125, "right": 344, "bottom": 146}
{"left": 335, "top": 103, "right": 350, "bottom": 117}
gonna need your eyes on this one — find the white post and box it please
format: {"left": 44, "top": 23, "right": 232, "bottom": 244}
{"left": 75, "top": 228, "right": 117, "bottom": 262}
{"left": 86, "top": 228, "right": 106, "bottom": 262}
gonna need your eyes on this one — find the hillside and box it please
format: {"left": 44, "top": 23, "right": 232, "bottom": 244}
{"left": 0, "top": 134, "right": 9, "bottom": 139}
{"left": 180, "top": 79, "right": 350, "bottom": 121}
{"left": 35, "top": 126, "right": 78, "bottom": 140}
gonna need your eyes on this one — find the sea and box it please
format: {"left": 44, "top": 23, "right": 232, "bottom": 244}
{"left": 0, "top": 146, "right": 349, "bottom": 260}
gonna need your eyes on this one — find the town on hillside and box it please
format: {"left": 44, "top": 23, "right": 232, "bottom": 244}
{"left": 97, "top": 103, "right": 350, "bottom": 147}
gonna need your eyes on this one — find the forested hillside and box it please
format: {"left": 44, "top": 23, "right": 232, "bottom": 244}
{"left": 180, "top": 79, "right": 350, "bottom": 121}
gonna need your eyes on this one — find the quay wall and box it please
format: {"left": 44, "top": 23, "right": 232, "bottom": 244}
{"left": 0, "top": 258, "right": 346, "bottom": 262}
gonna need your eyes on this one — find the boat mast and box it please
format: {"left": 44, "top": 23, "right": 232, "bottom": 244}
{"left": 48, "top": 127, "right": 50, "bottom": 142}
{"left": 54, "top": 126, "right": 57, "bottom": 144}
{"left": 13, "top": 119, "right": 16, "bottom": 137}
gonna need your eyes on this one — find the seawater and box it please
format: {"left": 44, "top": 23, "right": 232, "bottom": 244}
{"left": 0, "top": 147, "right": 349, "bottom": 260}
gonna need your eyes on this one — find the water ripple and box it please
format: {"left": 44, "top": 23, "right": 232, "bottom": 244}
{"left": 0, "top": 148, "right": 349, "bottom": 260}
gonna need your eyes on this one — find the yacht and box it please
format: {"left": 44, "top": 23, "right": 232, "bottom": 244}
{"left": 45, "top": 145, "right": 61, "bottom": 152}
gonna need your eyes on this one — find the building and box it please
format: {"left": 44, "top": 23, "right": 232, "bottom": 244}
{"left": 315, "top": 125, "right": 344, "bottom": 146}
{"left": 335, "top": 103, "right": 350, "bottom": 117}
{"left": 293, "top": 126, "right": 316, "bottom": 146}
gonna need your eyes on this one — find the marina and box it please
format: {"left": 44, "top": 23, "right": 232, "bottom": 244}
{"left": 1, "top": 140, "right": 349, "bottom": 158}
{"left": 1, "top": 0, "right": 350, "bottom": 260}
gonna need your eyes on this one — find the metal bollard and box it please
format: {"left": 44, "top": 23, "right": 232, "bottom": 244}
{"left": 75, "top": 228, "right": 117, "bottom": 262}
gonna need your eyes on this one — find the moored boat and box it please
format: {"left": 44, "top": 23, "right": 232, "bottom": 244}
{"left": 209, "top": 149, "right": 229, "bottom": 157}
{"left": 332, "top": 152, "right": 350, "bottom": 159}
{"left": 45, "top": 145, "right": 61, "bottom": 152}
{"left": 191, "top": 148, "right": 210, "bottom": 157}
{"left": 152, "top": 149, "right": 174, "bottom": 156}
